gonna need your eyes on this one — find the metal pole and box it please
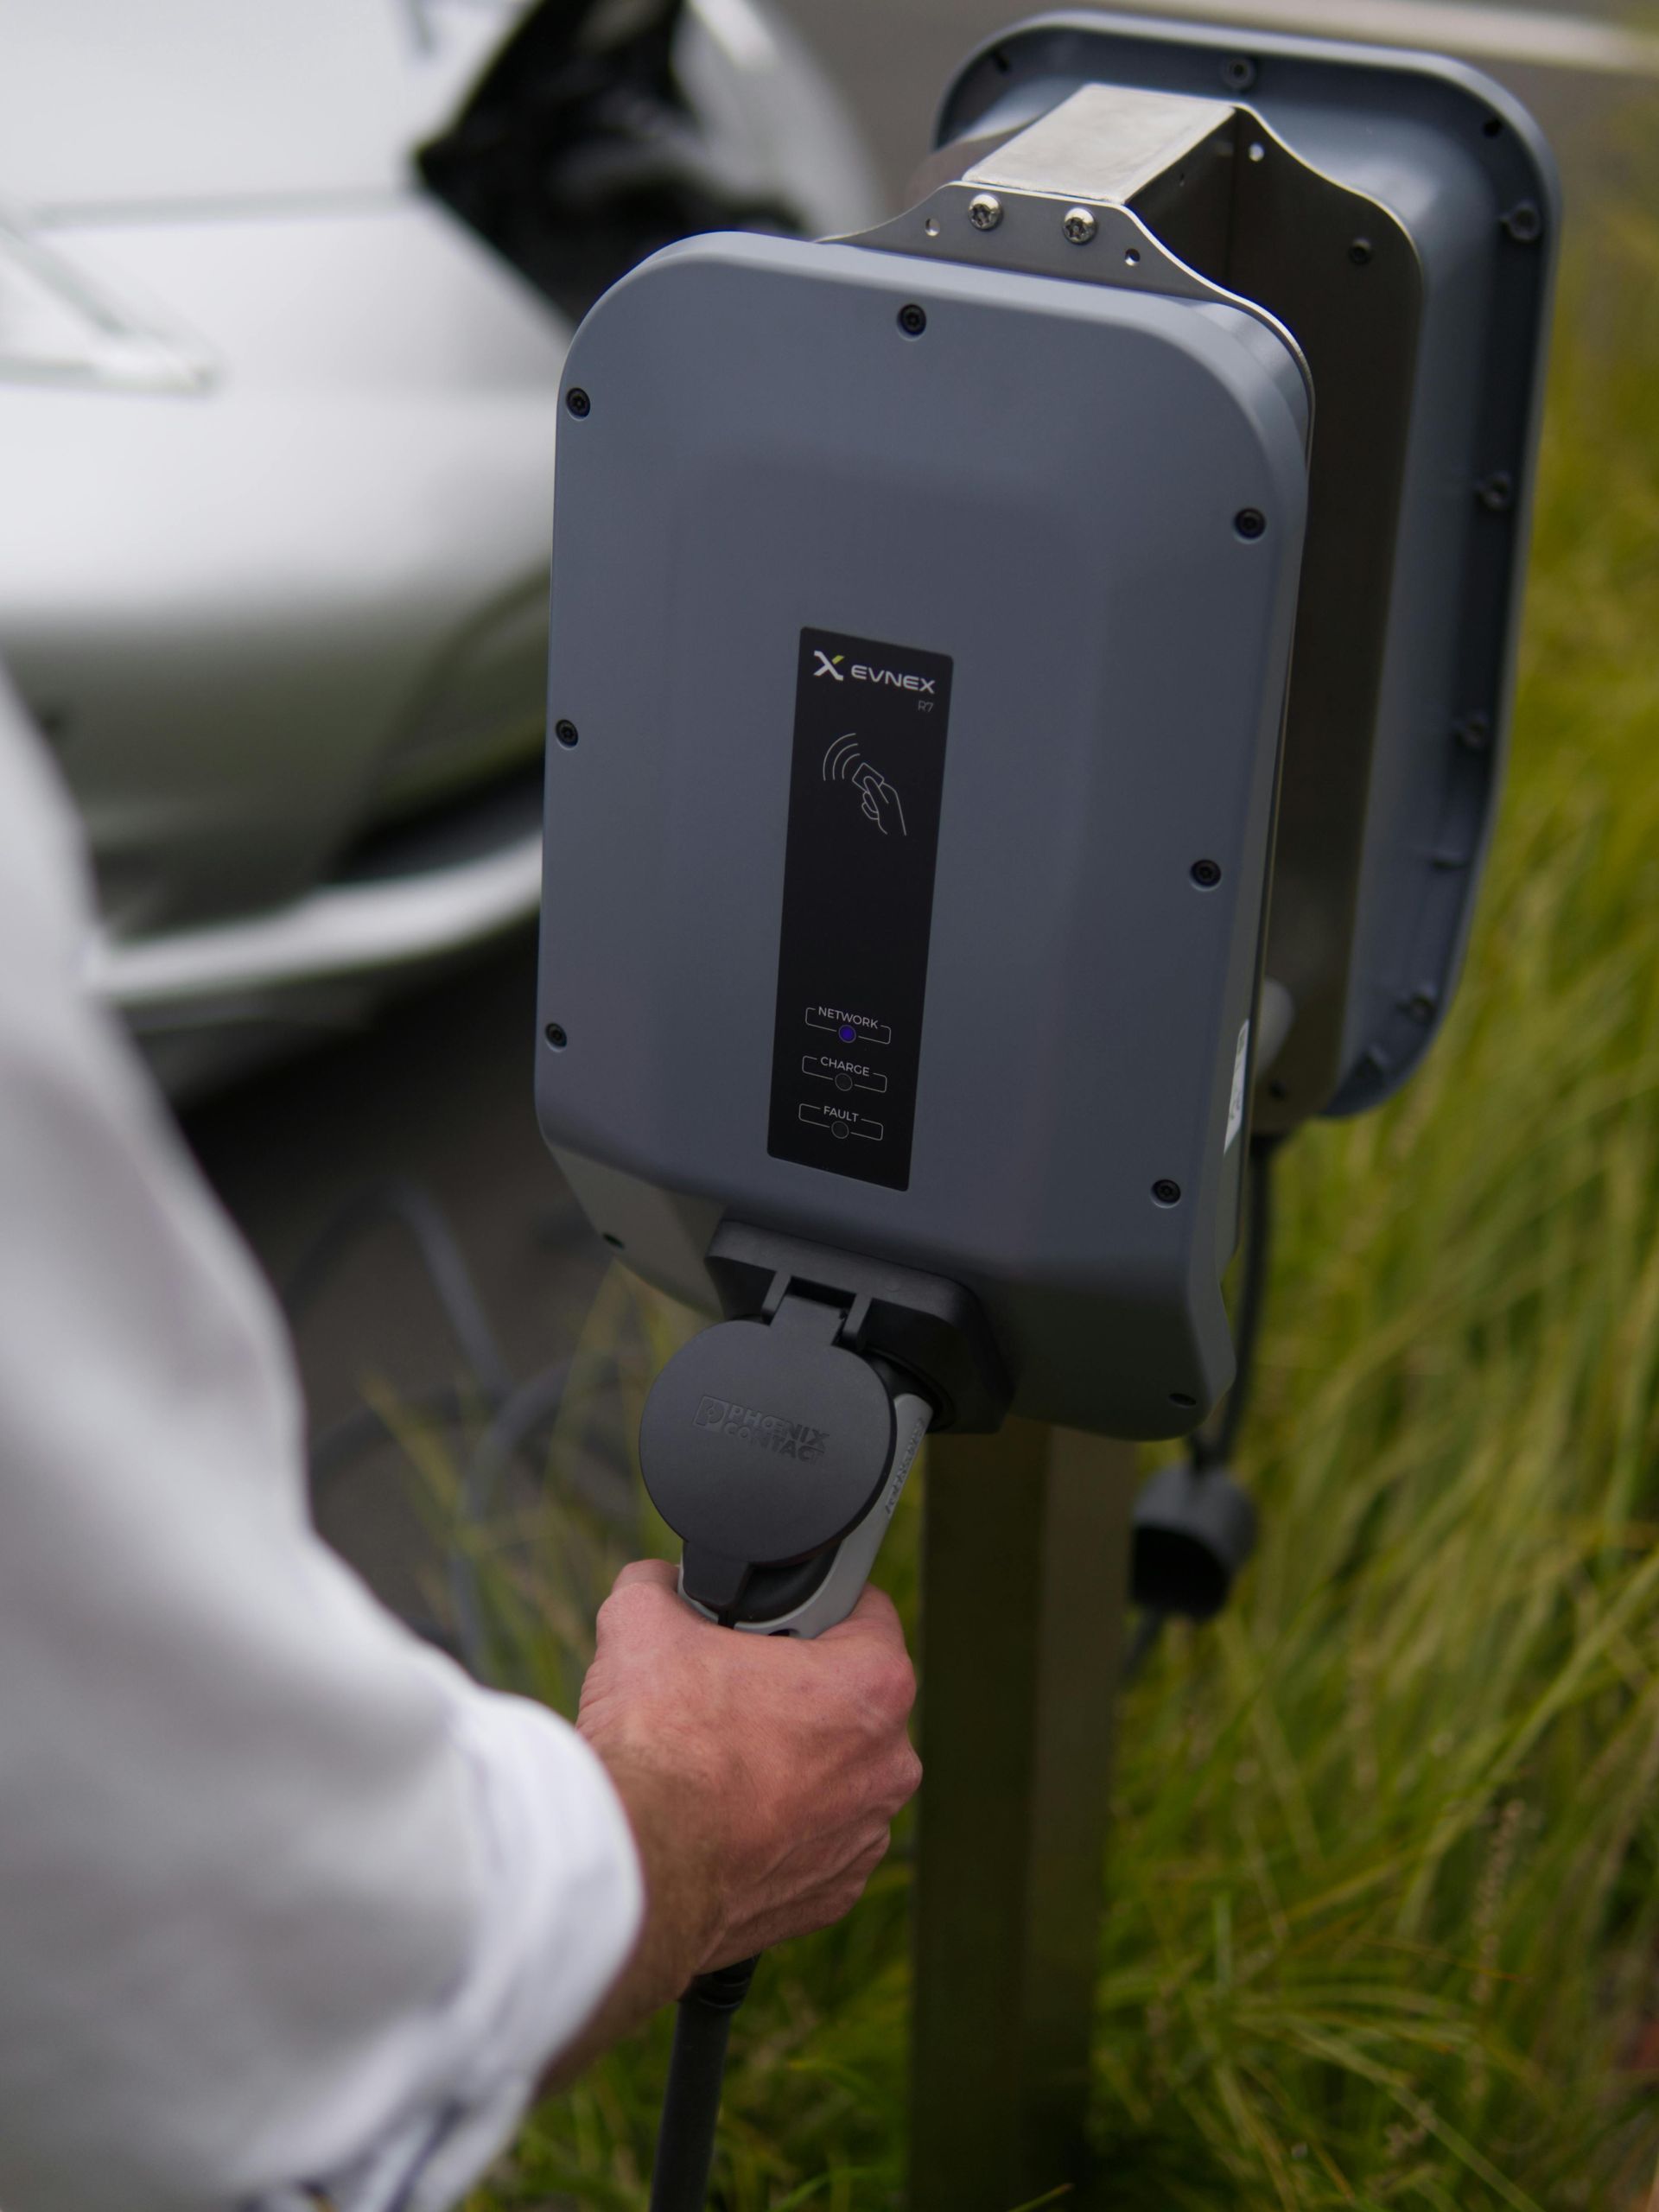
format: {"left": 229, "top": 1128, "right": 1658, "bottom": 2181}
{"left": 910, "top": 1421, "right": 1136, "bottom": 2212}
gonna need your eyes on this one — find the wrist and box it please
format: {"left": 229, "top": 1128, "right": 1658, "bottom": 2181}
{"left": 581, "top": 1724, "right": 728, "bottom": 2007}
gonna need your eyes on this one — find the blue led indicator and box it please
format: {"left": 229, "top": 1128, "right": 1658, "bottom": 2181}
{"left": 838, "top": 1024, "right": 856, "bottom": 1042}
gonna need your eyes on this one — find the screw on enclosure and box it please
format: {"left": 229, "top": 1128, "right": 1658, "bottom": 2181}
{"left": 898, "top": 302, "right": 927, "bottom": 337}
{"left": 565, "top": 387, "right": 591, "bottom": 417}
{"left": 968, "top": 193, "right": 1002, "bottom": 232}
{"left": 1502, "top": 200, "right": 1542, "bottom": 243}
{"left": 1235, "top": 508, "right": 1267, "bottom": 540}
{"left": 1403, "top": 987, "right": 1440, "bottom": 1023}
{"left": 1061, "top": 207, "right": 1097, "bottom": 245}
{"left": 1152, "top": 1179, "right": 1183, "bottom": 1207}
{"left": 1476, "top": 471, "right": 1515, "bottom": 512}
{"left": 1348, "top": 237, "right": 1374, "bottom": 266}
{"left": 1191, "top": 859, "right": 1223, "bottom": 889}
{"left": 1454, "top": 710, "right": 1493, "bottom": 752}
{"left": 543, "top": 1023, "right": 568, "bottom": 1049}
{"left": 555, "top": 719, "right": 579, "bottom": 748}
{"left": 1221, "top": 54, "right": 1256, "bottom": 89}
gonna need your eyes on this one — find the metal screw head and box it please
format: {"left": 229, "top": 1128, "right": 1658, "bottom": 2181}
{"left": 544, "top": 1023, "right": 568, "bottom": 1050}
{"left": 1503, "top": 200, "right": 1542, "bottom": 244}
{"left": 1453, "top": 710, "right": 1493, "bottom": 752}
{"left": 968, "top": 193, "right": 1002, "bottom": 232}
{"left": 1221, "top": 54, "right": 1257, "bottom": 90}
{"left": 1348, "top": 237, "right": 1374, "bottom": 266}
{"left": 1235, "top": 507, "right": 1268, "bottom": 540}
{"left": 1191, "top": 858, "right": 1223, "bottom": 889}
{"left": 1476, "top": 471, "right": 1515, "bottom": 513}
{"left": 565, "top": 387, "right": 591, "bottom": 418}
{"left": 897, "top": 302, "right": 927, "bottom": 337}
{"left": 1152, "top": 1179, "right": 1183, "bottom": 1208}
{"left": 1061, "top": 206, "right": 1097, "bottom": 245}
{"left": 555, "top": 718, "right": 579, "bottom": 748}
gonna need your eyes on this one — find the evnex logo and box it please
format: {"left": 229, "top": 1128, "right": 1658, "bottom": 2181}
{"left": 812, "top": 648, "right": 936, "bottom": 695}
{"left": 694, "top": 1396, "right": 830, "bottom": 1462}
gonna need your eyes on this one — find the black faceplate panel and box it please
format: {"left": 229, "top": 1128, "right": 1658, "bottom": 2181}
{"left": 767, "top": 626, "right": 954, "bottom": 1192}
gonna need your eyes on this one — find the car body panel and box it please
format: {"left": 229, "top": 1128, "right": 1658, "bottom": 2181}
{"left": 0, "top": 0, "right": 880, "bottom": 1091}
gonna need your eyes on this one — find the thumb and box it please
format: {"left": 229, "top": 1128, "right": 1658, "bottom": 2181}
{"left": 611, "top": 1557, "right": 680, "bottom": 1594}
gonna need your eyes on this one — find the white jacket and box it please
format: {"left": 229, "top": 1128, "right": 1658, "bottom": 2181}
{"left": 0, "top": 684, "right": 642, "bottom": 2212}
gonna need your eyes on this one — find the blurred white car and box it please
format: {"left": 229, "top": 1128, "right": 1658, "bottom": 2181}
{"left": 0, "top": 0, "right": 877, "bottom": 1093}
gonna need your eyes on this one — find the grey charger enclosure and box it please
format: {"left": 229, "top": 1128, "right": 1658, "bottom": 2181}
{"left": 537, "top": 12, "right": 1555, "bottom": 1440}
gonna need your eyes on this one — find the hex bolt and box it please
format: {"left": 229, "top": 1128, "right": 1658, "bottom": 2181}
{"left": 1502, "top": 200, "right": 1542, "bottom": 244}
{"left": 565, "top": 387, "right": 591, "bottom": 418}
{"left": 555, "top": 719, "right": 579, "bottom": 748}
{"left": 1221, "top": 54, "right": 1257, "bottom": 90}
{"left": 1062, "top": 206, "right": 1098, "bottom": 245}
{"left": 544, "top": 1023, "right": 569, "bottom": 1049}
{"left": 1235, "top": 507, "right": 1268, "bottom": 540}
{"left": 1191, "top": 858, "right": 1223, "bottom": 889}
{"left": 1152, "top": 1179, "right": 1183, "bottom": 1207}
{"left": 897, "top": 302, "right": 928, "bottom": 337}
{"left": 968, "top": 193, "right": 1003, "bottom": 232}
{"left": 1348, "top": 237, "right": 1374, "bottom": 266}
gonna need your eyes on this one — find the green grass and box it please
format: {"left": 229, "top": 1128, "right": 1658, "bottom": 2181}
{"left": 459, "top": 213, "right": 1659, "bottom": 2209}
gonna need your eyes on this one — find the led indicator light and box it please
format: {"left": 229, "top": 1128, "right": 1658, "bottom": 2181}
{"left": 839, "top": 1024, "right": 856, "bottom": 1042}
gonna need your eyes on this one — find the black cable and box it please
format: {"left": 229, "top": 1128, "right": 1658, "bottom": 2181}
{"left": 1127, "top": 1139, "right": 1280, "bottom": 1681}
{"left": 282, "top": 1180, "right": 516, "bottom": 1411}
{"left": 1122, "top": 1605, "right": 1168, "bottom": 1684}
{"left": 307, "top": 1384, "right": 477, "bottom": 1487}
{"left": 1190, "top": 1138, "right": 1278, "bottom": 1473}
{"left": 649, "top": 1957, "right": 760, "bottom": 2212}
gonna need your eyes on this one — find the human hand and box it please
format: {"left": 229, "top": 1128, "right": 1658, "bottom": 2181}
{"left": 576, "top": 1559, "right": 920, "bottom": 2013}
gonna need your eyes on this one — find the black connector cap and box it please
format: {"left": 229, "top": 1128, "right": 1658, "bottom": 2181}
{"left": 639, "top": 1310, "right": 896, "bottom": 1619}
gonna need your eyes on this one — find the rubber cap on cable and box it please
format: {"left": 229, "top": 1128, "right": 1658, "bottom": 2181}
{"left": 639, "top": 1316, "right": 895, "bottom": 1618}
{"left": 1130, "top": 1460, "right": 1257, "bottom": 1622}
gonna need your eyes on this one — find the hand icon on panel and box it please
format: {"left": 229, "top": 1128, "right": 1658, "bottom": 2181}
{"left": 853, "top": 763, "right": 907, "bottom": 838}
{"left": 823, "top": 735, "right": 907, "bottom": 837}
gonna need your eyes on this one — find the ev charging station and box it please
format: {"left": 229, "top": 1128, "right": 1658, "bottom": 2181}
{"left": 535, "top": 10, "right": 1557, "bottom": 2204}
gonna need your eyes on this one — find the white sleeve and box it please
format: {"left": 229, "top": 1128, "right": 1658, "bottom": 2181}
{"left": 0, "top": 692, "right": 643, "bottom": 2212}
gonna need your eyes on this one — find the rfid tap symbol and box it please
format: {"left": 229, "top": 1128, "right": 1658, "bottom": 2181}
{"left": 823, "top": 734, "right": 906, "bottom": 837}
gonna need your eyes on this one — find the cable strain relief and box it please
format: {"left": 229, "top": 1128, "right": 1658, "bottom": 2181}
{"left": 682, "top": 1956, "right": 760, "bottom": 2013}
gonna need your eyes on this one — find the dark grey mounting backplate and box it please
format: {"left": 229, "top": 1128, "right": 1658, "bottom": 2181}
{"left": 935, "top": 13, "right": 1560, "bottom": 1128}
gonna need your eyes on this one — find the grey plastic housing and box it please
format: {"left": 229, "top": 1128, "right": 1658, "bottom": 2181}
{"left": 537, "top": 230, "right": 1309, "bottom": 1437}
{"left": 678, "top": 1392, "right": 932, "bottom": 1640}
{"left": 934, "top": 15, "right": 1560, "bottom": 1128}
